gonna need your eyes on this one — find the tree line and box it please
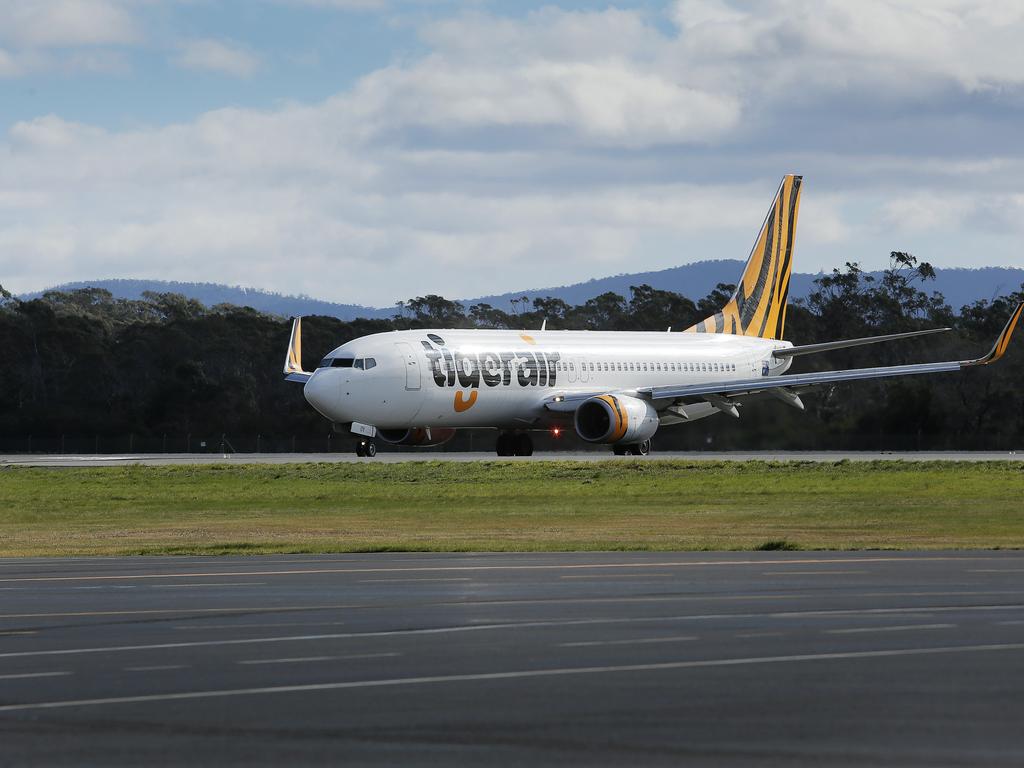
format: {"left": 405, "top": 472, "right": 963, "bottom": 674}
{"left": 1, "top": 252, "right": 1021, "bottom": 451}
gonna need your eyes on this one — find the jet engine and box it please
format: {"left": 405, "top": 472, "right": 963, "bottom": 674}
{"left": 376, "top": 427, "right": 457, "bottom": 447}
{"left": 574, "top": 395, "right": 659, "bottom": 445}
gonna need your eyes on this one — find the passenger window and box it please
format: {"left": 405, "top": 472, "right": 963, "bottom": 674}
{"left": 569, "top": 363, "right": 575, "bottom": 371}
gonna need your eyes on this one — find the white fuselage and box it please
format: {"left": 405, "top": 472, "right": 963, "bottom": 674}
{"left": 303, "top": 328, "right": 794, "bottom": 431}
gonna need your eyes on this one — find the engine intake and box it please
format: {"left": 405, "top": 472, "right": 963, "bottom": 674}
{"left": 574, "top": 395, "right": 659, "bottom": 445}
{"left": 376, "top": 427, "right": 456, "bottom": 447}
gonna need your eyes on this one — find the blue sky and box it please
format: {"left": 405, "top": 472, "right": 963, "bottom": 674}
{"left": 3, "top": 0, "right": 1024, "bottom": 306}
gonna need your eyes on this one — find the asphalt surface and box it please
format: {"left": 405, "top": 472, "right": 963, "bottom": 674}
{"left": 1, "top": 553, "right": 1023, "bottom": 766}
{"left": 2, "top": 450, "right": 1022, "bottom": 466}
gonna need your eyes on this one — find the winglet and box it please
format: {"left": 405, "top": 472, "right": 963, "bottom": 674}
{"left": 963, "top": 302, "right": 1024, "bottom": 367}
{"left": 284, "top": 317, "right": 307, "bottom": 375}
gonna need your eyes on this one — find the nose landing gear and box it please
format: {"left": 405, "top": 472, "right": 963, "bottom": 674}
{"left": 355, "top": 440, "right": 377, "bottom": 458}
{"left": 496, "top": 431, "right": 533, "bottom": 457}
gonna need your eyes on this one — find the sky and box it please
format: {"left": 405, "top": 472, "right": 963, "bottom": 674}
{"left": 2, "top": 0, "right": 1024, "bottom": 307}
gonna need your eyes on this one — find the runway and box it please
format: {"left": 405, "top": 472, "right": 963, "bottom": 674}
{"left": 3, "top": 450, "right": 1022, "bottom": 466}
{"left": 1, "top": 553, "right": 1023, "bottom": 765}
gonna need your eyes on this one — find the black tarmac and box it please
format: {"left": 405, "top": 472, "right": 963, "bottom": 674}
{"left": 3, "top": 450, "right": 1023, "bottom": 466}
{"left": 1, "top": 552, "right": 1023, "bottom": 766}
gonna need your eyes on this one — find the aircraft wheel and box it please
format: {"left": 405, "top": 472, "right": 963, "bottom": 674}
{"left": 514, "top": 433, "right": 534, "bottom": 457}
{"left": 495, "top": 432, "right": 514, "bottom": 457}
{"left": 633, "top": 440, "right": 651, "bottom": 456}
{"left": 365, "top": 441, "right": 377, "bottom": 458}
{"left": 355, "top": 441, "right": 366, "bottom": 457}
{"left": 612, "top": 444, "right": 627, "bottom": 456}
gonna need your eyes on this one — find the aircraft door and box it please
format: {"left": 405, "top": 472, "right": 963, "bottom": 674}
{"left": 395, "top": 342, "right": 420, "bottom": 390}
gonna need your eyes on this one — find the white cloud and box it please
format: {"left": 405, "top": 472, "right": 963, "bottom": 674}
{"left": 0, "top": 0, "right": 139, "bottom": 48}
{"left": 4, "top": 3, "right": 1024, "bottom": 305}
{"left": 349, "top": 58, "right": 739, "bottom": 147}
{"left": 174, "top": 39, "right": 260, "bottom": 77}
{"left": 670, "top": 0, "right": 1024, "bottom": 93}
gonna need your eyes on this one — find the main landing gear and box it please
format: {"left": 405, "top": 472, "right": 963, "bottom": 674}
{"left": 495, "top": 431, "right": 533, "bottom": 457}
{"left": 355, "top": 439, "right": 377, "bottom": 458}
{"left": 613, "top": 439, "right": 651, "bottom": 456}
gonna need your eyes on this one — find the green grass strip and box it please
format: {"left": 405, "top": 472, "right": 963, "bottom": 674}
{"left": 0, "top": 460, "right": 1022, "bottom": 556}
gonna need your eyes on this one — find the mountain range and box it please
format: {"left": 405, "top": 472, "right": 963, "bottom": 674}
{"left": 20, "top": 261, "right": 1024, "bottom": 321}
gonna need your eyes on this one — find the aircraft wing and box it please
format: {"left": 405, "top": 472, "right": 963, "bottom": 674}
{"left": 542, "top": 303, "right": 1021, "bottom": 415}
{"left": 641, "top": 303, "right": 1022, "bottom": 404}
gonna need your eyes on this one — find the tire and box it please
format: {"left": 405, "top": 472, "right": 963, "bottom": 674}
{"left": 633, "top": 439, "right": 651, "bottom": 456}
{"left": 514, "top": 433, "right": 534, "bottom": 457}
{"left": 612, "top": 445, "right": 627, "bottom": 456}
{"left": 355, "top": 442, "right": 366, "bottom": 457}
{"left": 495, "top": 433, "right": 513, "bottom": 457}
{"left": 365, "top": 441, "right": 377, "bottom": 458}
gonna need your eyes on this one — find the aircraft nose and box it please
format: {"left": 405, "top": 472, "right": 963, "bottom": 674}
{"left": 303, "top": 371, "right": 335, "bottom": 418}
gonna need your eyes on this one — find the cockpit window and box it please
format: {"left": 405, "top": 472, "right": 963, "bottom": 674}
{"left": 353, "top": 358, "right": 364, "bottom": 370}
{"left": 365, "top": 358, "right": 376, "bottom": 370}
{"left": 331, "top": 357, "right": 353, "bottom": 368}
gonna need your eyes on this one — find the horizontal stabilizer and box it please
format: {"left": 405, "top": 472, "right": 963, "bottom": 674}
{"left": 773, "top": 327, "right": 951, "bottom": 358}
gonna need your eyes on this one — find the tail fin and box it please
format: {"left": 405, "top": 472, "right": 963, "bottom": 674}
{"left": 685, "top": 174, "right": 802, "bottom": 339}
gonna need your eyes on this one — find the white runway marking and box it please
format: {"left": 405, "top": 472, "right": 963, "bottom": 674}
{"left": 0, "top": 671, "right": 71, "bottom": 681}
{"left": 358, "top": 578, "right": 472, "bottom": 583}
{"left": 3, "top": 643, "right": 1024, "bottom": 713}
{"left": 124, "top": 665, "right": 189, "bottom": 672}
{"left": 0, "top": 556, "right": 1008, "bottom": 583}
{"left": 1, "top": 606, "right": 1012, "bottom": 661}
{"left": 238, "top": 653, "right": 399, "bottom": 665}
{"left": 560, "top": 574, "right": 675, "bottom": 580}
{"left": 761, "top": 571, "right": 866, "bottom": 576}
{"left": 559, "top": 635, "right": 697, "bottom": 647}
{"left": 173, "top": 622, "right": 347, "bottom": 631}
{"left": 826, "top": 623, "right": 956, "bottom": 635}
{"left": 150, "top": 582, "right": 267, "bottom": 589}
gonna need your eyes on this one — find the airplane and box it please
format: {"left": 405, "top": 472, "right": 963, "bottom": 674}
{"left": 284, "top": 174, "right": 1022, "bottom": 457}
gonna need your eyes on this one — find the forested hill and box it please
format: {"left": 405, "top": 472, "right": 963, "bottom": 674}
{"left": 18, "top": 279, "right": 382, "bottom": 320}
{"left": 2, "top": 253, "right": 1023, "bottom": 452}
{"left": 21, "top": 263, "right": 1024, "bottom": 321}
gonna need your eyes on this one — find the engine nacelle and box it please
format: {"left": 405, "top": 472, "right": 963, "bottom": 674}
{"left": 574, "top": 395, "right": 659, "bottom": 445}
{"left": 376, "top": 427, "right": 456, "bottom": 447}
